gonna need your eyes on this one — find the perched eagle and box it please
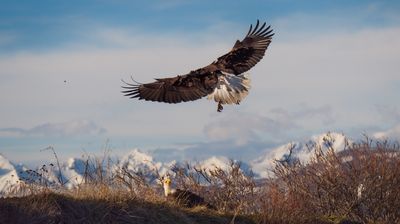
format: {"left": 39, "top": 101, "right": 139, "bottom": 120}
{"left": 122, "top": 20, "right": 274, "bottom": 112}
{"left": 162, "top": 176, "right": 214, "bottom": 209}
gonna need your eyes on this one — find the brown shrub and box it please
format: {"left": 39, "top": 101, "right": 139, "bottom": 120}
{"left": 3, "top": 136, "right": 399, "bottom": 223}
{"left": 171, "top": 161, "right": 257, "bottom": 214}
{"left": 259, "top": 137, "right": 400, "bottom": 224}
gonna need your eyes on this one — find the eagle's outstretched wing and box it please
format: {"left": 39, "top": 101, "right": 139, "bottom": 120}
{"left": 121, "top": 71, "right": 218, "bottom": 104}
{"left": 122, "top": 20, "right": 273, "bottom": 104}
{"left": 214, "top": 20, "right": 274, "bottom": 75}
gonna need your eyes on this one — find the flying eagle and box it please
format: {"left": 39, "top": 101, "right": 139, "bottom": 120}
{"left": 122, "top": 20, "right": 274, "bottom": 112}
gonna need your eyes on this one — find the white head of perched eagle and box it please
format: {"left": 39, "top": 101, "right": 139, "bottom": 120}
{"left": 122, "top": 20, "right": 274, "bottom": 112}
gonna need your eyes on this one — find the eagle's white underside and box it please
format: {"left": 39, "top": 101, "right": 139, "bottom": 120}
{"left": 207, "top": 73, "right": 251, "bottom": 105}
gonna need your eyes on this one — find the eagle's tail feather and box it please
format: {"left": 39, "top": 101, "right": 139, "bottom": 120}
{"left": 207, "top": 73, "right": 251, "bottom": 105}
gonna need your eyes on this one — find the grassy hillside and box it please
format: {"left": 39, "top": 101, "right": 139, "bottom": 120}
{"left": 1, "top": 136, "right": 399, "bottom": 224}
{"left": 0, "top": 192, "right": 255, "bottom": 224}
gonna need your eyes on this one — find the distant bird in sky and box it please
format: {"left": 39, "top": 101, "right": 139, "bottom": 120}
{"left": 122, "top": 20, "right": 274, "bottom": 112}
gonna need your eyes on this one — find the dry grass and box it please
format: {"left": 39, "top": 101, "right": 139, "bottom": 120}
{"left": 170, "top": 160, "right": 258, "bottom": 215}
{"left": 1, "top": 135, "right": 399, "bottom": 224}
{"left": 0, "top": 191, "right": 255, "bottom": 224}
{"left": 258, "top": 136, "right": 400, "bottom": 224}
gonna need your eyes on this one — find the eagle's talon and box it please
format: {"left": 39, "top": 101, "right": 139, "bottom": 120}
{"left": 217, "top": 102, "right": 223, "bottom": 112}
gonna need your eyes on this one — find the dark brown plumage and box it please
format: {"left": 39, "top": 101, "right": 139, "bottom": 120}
{"left": 122, "top": 20, "right": 274, "bottom": 111}
{"left": 163, "top": 176, "right": 215, "bottom": 209}
{"left": 214, "top": 21, "right": 274, "bottom": 75}
{"left": 168, "top": 189, "right": 212, "bottom": 208}
{"left": 122, "top": 70, "right": 219, "bottom": 104}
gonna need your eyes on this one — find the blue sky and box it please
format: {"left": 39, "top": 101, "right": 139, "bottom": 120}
{"left": 1, "top": 0, "right": 400, "bottom": 165}
{"left": 2, "top": 0, "right": 400, "bottom": 52}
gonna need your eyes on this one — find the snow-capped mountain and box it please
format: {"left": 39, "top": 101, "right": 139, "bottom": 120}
{"left": 117, "top": 148, "right": 163, "bottom": 176}
{"left": 59, "top": 158, "right": 88, "bottom": 189}
{"left": 118, "top": 149, "right": 161, "bottom": 172}
{"left": 1, "top": 155, "right": 101, "bottom": 194}
{"left": 0, "top": 154, "right": 20, "bottom": 195}
{"left": 115, "top": 148, "right": 173, "bottom": 183}
{"left": 251, "top": 132, "right": 349, "bottom": 178}
{"left": 0, "top": 133, "right": 352, "bottom": 195}
{"left": 196, "top": 156, "right": 232, "bottom": 171}
{"left": 195, "top": 156, "right": 253, "bottom": 176}
{"left": 0, "top": 154, "right": 31, "bottom": 196}
{"left": 48, "top": 150, "right": 164, "bottom": 189}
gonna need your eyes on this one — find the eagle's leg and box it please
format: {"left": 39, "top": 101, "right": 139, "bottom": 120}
{"left": 217, "top": 101, "right": 223, "bottom": 112}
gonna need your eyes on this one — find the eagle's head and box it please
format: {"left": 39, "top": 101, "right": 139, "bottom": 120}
{"left": 163, "top": 176, "right": 171, "bottom": 186}
{"left": 163, "top": 176, "right": 174, "bottom": 196}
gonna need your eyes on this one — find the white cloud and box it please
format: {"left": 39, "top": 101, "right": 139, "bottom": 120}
{"left": 203, "top": 111, "right": 295, "bottom": 146}
{"left": 0, "top": 120, "right": 106, "bottom": 137}
{"left": 203, "top": 104, "right": 336, "bottom": 146}
{"left": 373, "top": 124, "right": 400, "bottom": 140}
{"left": 375, "top": 105, "right": 400, "bottom": 124}
{"left": 1, "top": 23, "right": 400, "bottom": 163}
{"left": 371, "top": 105, "right": 400, "bottom": 140}
{"left": 269, "top": 104, "right": 335, "bottom": 127}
